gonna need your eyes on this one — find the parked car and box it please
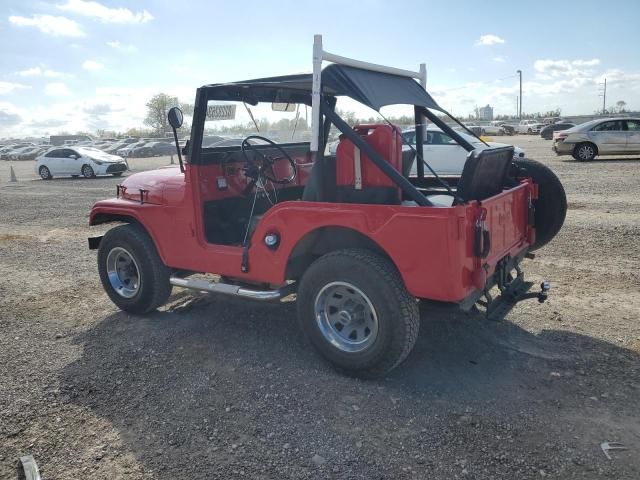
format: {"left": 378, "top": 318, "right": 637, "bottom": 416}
{"left": 462, "top": 123, "right": 483, "bottom": 136}
{"left": 133, "top": 141, "right": 175, "bottom": 157}
{"left": 402, "top": 127, "right": 526, "bottom": 176}
{"left": 117, "top": 141, "right": 150, "bottom": 157}
{"left": 475, "top": 123, "right": 504, "bottom": 135}
{"left": 540, "top": 122, "right": 575, "bottom": 140}
{"left": 17, "top": 145, "right": 49, "bottom": 160}
{"left": 35, "top": 147, "right": 128, "bottom": 179}
{"left": 517, "top": 120, "right": 544, "bottom": 134}
{"left": 553, "top": 117, "right": 640, "bottom": 161}
{"left": 104, "top": 138, "right": 139, "bottom": 155}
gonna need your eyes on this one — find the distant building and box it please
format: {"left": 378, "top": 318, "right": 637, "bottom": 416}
{"left": 478, "top": 104, "right": 494, "bottom": 121}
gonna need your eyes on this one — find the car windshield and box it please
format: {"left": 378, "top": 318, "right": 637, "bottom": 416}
{"left": 201, "top": 100, "right": 310, "bottom": 148}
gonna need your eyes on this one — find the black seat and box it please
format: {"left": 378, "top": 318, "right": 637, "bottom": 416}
{"left": 455, "top": 146, "right": 514, "bottom": 203}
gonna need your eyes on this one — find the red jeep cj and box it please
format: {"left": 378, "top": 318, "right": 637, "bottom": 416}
{"left": 89, "top": 36, "right": 566, "bottom": 376}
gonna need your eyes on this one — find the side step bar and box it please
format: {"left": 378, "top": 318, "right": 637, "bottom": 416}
{"left": 169, "top": 276, "right": 295, "bottom": 301}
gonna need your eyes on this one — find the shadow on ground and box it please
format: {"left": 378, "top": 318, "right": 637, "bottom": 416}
{"left": 59, "top": 295, "right": 640, "bottom": 479}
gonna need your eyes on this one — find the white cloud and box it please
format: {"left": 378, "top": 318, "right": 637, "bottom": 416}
{"left": 492, "top": 56, "right": 506, "bottom": 63}
{"left": 106, "top": 40, "right": 138, "bottom": 53}
{"left": 8, "top": 14, "right": 85, "bottom": 37}
{"left": 58, "top": 0, "right": 153, "bottom": 24}
{"left": 475, "top": 34, "right": 505, "bottom": 46}
{"left": 18, "top": 67, "right": 66, "bottom": 78}
{"left": 0, "top": 81, "right": 30, "bottom": 95}
{"left": 45, "top": 82, "right": 71, "bottom": 96}
{"left": 82, "top": 60, "right": 104, "bottom": 71}
{"left": 534, "top": 58, "right": 600, "bottom": 78}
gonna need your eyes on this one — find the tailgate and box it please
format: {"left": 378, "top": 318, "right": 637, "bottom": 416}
{"left": 478, "top": 181, "right": 533, "bottom": 274}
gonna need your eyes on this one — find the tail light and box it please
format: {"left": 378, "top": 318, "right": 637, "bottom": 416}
{"left": 555, "top": 132, "right": 568, "bottom": 142}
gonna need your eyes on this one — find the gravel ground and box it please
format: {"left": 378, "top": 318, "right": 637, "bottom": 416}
{"left": 1, "top": 139, "right": 639, "bottom": 479}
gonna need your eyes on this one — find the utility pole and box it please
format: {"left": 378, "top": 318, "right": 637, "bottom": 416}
{"left": 516, "top": 70, "right": 522, "bottom": 119}
{"left": 599, "top": 78, "right": 607, "bottom": 114}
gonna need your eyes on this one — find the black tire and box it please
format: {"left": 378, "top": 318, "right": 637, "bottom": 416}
{"left": 112, "top": 172, "right": 123, "bottom": 177}
{"left": 39, "top": 165, "right": 52, "bottom": 180}
{"left": 297, "top": 248, "right": 419, "bottom": 377}
{"left": 82, "top": 164, "right": 95, "bottom": 178}
{"left": 527, "top": 128, "right": 532, "bottom": 134}
{"left": 572, "top": 142, "right": 597, "bottom": 162}
{"left": 97, "top": 224, "right": 172, "bottom": 314}
{"left": 512, "top": 159, "right": 566, "bottom": 251}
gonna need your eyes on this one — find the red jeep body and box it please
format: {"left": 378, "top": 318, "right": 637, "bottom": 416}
{"left": 89, "top": 45, "right": 561, "bottom": 376}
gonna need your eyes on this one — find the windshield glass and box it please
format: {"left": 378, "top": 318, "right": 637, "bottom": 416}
{"left": 201, "top": 100, "right": 310, "bottom": 148}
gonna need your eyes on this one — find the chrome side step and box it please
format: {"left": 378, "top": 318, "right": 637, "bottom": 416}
{"left": 169, "top": 276, "right": 293, "bottom": 301}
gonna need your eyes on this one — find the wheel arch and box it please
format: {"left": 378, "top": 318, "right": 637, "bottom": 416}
{"left": 89, "top": 211, "right": 167, "bottom": 262}
{"left": 285, "top": 226, "right": 399, "bottom": 281}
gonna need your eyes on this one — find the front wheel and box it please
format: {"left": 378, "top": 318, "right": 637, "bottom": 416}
{"left": 112, "top": 172, "right": 123, "bottom": 177}
{"left": 297, "top": 249, "right": 419, "bottom": 377}
{"left": 97, "top": 224, "right": 172, "bottom": 313}
{"left": 82, "top": 164, "right": 95, "bottom": 178}
{"left": 39, "top": 165, "right": 52, "bottom": 180}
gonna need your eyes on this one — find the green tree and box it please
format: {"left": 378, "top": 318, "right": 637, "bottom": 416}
{"left": 615, "top": 100, "right": 627, "bottom": 113}
{"left": 144, "top": 93, "right": 192, "bottom": 135}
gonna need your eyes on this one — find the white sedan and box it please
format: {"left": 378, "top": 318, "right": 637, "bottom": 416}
{"left": 35, "top": 147, "right": 128, "bottom": 180}
{"left": 403, "top": 128, "right": 526, "bottom": 176}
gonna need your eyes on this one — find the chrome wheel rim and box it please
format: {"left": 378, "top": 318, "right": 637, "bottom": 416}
{"left": 314, "top": 281, "right": 379, "bottom": 353}
{"left": 578, "top": 145, "right": 594, "bottom": 160}
{"left": 83, "top": 165, "right": 93, "bottom": 177}
{"left": 39, "top": 167, "right": 49, "bottom": 179}
{"left": 106, "top": 247, "right": 140, "bottom": 298}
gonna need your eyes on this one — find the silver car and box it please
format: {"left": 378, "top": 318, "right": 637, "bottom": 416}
{"left": 553, "top": 117, "right": 640, "bottom": 161}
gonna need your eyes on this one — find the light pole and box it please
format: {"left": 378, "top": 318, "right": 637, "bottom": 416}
{"left": 516, "top": 70, "right": 522, "bottom": 119}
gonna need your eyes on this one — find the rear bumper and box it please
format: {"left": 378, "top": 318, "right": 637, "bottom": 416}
{"left": 459, "top": 251, "right": 549, "bottom": 319}
{"left": 552, "top": 141, "right": 573, "bottom": 155}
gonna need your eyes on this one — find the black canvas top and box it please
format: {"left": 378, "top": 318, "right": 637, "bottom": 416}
{"left": 202, "top": 64, "right": 444, "bottom": 112}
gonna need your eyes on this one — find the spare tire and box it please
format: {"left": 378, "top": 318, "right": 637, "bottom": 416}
{"left": 512, "top": 158, "right": 566, "bottom": 251}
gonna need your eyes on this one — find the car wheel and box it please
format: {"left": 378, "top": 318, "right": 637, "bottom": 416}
{"left": 39, "top": 165, "right": 52, "bottom": 180}
{"left": 97, "top": 224, "right": 172, "bottom": 314}
{"left": 82, "top": 164, "right": 95, "bottom": 178}
{"left": 527, "top": 128, "right": 532, "bottom": 134}
{"left": 297, "top": 248, "right": 419, "bottom": 377}
{"left": 112, "top": 172, "right": 123, "bottom": 177}
{"left": 512, "top": 159, "right": 566, "bottom": 251}
{"left": 573, "top": 142, "right": 597, "bottom": 162}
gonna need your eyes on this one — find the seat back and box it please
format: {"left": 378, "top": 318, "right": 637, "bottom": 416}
{"left": 456, "top": 146, "right": 514, "bottom": 202}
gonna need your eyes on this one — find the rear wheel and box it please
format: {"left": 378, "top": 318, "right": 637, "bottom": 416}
{"left": 297, "top": 249, "right": 419, "bottom": 377}
{"left": 512, "top": 159, "right": 566, "bottom": 250}
{"left": 97, "top": 224, "right": 172, "bottom": 313}
{"left": 82, "top": 164, "right": 95, "bottom": 178}
{"left": 39, "top": 165, "right": 52, "bottom": 180}
{"left": 573, "top": 142, "right": 597, "bottom": 161}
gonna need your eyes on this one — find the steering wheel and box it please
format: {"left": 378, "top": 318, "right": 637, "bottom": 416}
{"left": 240, "top": 135, "right": 297, "bottom": 188}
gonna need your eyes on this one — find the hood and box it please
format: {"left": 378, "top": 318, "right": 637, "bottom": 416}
{"left": 82, "top": 149, "right": 126, "bottom": 163}
{"left": 119, "top": 166, "right": 185, "bottom": 205}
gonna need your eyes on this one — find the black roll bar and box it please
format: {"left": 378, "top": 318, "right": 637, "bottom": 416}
{"left": 322, "top": 99, "right": 432, "bottom": 207}
{"left": 416, "top": 106, "right": 476, "bottom": 152}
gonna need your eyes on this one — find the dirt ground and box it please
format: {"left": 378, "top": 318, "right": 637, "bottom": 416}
{"left": 1, "top": 137, "right": 639, "bottom": 479}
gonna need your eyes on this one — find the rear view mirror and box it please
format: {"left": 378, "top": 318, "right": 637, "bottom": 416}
{"left": 272, "top": 102, "right": 296, "bottom": 112}
{"left": 168, "top": 107, "right": 184, "bottom": 129}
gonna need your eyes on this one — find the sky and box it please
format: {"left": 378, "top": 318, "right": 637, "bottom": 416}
{"left": 1, "top": 0, "right": 640, "bottom": 138}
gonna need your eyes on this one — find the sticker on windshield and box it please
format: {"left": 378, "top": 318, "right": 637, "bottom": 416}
{"left": 206, "top": 104, "right": 236, "bottom": 121}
